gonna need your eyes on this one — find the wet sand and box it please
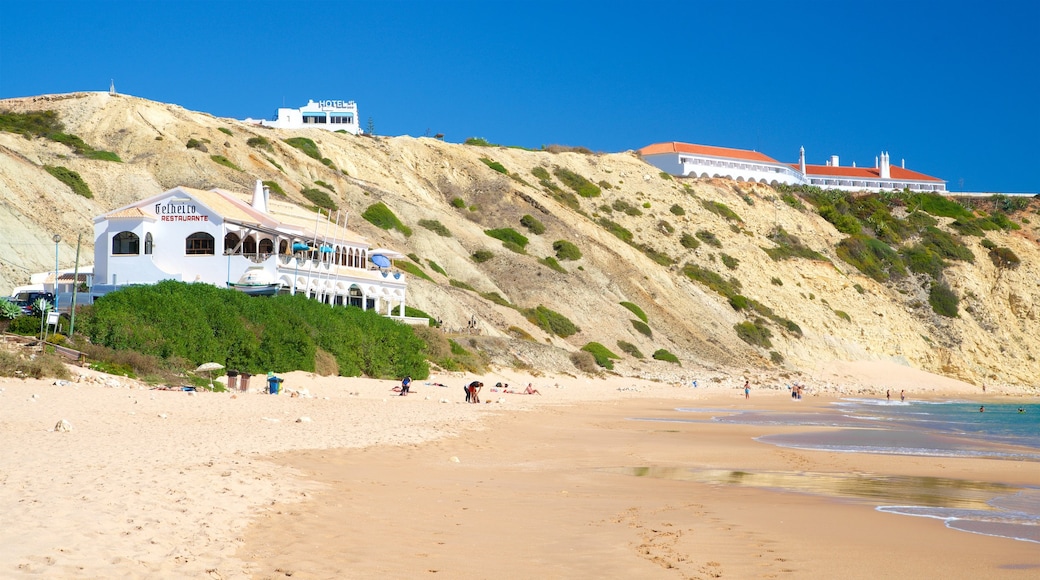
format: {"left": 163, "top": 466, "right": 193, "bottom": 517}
{"left": 241, "top": 394, "right": 1040, "bottom": 579}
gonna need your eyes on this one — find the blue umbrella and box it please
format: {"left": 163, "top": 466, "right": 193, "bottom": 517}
{"left": 370, "top": 254, "right": 391, "bottom": 268}
{"left": 292, "top": 242, "right": 311, "bottom": 252}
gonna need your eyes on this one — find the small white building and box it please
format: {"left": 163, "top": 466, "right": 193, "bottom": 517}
{"left": 245, "top": 99, "right": 360, "bottom": 134}
{"left": 91, "top": 181, "right": 413, "bottom": 319}
{"left": 640, "top": 141, "right": 946, "bottom": 193}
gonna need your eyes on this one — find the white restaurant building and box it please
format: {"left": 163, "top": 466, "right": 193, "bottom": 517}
{"left": 640, "top": 142, "right": 946, "bottom": 193}
{"left": 244, "top": 99, "right": 360, "bottom": 134}
{"left": 90, "top": 180, "right": 412, "bottom": 318}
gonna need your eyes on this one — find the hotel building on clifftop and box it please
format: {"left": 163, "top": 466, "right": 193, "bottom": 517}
{"left": 640, "top": 142, "right": 946, "bottom": 193}
{"left": 244, "top": 99, "right": 360, "bottom": 134}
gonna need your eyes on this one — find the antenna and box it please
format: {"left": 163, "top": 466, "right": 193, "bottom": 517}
{"left": 109, "top": 79, "right": 116, "bottom": 95}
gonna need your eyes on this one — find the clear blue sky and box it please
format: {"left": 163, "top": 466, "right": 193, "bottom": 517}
{"left": 2, "top": 0, "right": 1037, "bottom": 193}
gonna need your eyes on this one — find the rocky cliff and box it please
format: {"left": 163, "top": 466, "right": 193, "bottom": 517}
{"left": 2, "top": 92, "right": 1038, "bottom": 387}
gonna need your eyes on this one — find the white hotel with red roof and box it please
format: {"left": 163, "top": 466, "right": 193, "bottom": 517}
{"left": 640, "top": 142, "right": 946, "bottom": 193}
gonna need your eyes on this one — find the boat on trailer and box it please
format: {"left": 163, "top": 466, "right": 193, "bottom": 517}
{"left": 228, "top": 266, "right": 281, "bottom": 296}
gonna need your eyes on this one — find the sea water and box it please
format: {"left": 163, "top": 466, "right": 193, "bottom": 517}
{"left": 628, "top": 399, "right": 1040, "bottom": 543}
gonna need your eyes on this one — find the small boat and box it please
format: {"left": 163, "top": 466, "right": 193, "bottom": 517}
{"left": 228, "top": 267, "right": 281, "bottom": 296}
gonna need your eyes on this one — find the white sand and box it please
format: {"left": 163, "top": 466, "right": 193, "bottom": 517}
{"left": 0, "top": 361, "right": 1018, "bottom": 578}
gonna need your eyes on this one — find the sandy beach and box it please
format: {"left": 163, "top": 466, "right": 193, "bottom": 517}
{"left": 1, "top": 361, "right": 1037, "bottom": 578}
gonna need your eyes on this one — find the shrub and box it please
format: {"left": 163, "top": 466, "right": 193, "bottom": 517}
{"left": 314, "top": 180, "right": 336, "bottom": 193}
{"left": 631, "top": 319, "right": 652, "bottom": 337}
{"left": 553, "top": 167, "right": 601, "bottom": 198}
{"left": 701, "top": 199, "right": 742, "bottom": 222}
{"left": 836, "top": 235, "right": 906, "bottom": 282}
{"left": 472, "top": 249, "right": 494, "bottom": 263}
{"left": 449, "top": 279, "right": 475, "bottom": 291}
{"left": 570, "top": 350, "right": 598, "bottom": 373}
{"left": 771, "top": 277, "right": 783, "bottom": 286}
{"left": 479, "top": 157, "right": 508, "bottom": 174}
{"left": 681, "top": 263, "right": 742, "bottom": 299}
{"left": 720, "top": 253, "right": 739, "bottom": 270}
{"left": 427, "top": 260, "right": 447, "bottom": 276}
{"left": 669, "top": 204, "right": 685, "bottom": 216}
{"left": 988, "top": 246, "right": 1021, "bottom": 269}
{"left": 764, "top": 227, "right": 827, "bottom": 261}
{"left": 450, "top": 197, "right": 466, "bottom": 209}
{"left": 0, "top": 298, "right": 21, "bottom": 320}
{"left": 695, "top": 230, "right": 721, "bottom": 248}
{"left": 553, "top": 240, "right": 582, "bottom": 261}
{"left": 520, "top": 214, "right": 546, "bottom": 234}
{"left": 484, "top": 228, "right": 529, "bottom": 250}
{"left": 929, "top": 281, "right": 959, "bottom": 317}
{"left": 210, "top": 155, "right": 241, "bottom": 171}
{"left": 247, "top": 136, "right": 273, "bottom": 151}
{"left": 728, "top": 294, "right": 749, "bottom": 310}
{"left": 612, "top": 199, "right": 642, "bottom": 216}
{"left": 418, "top": 219, "right": 452, "bottom": 237}
{"left": 0, "top": 350, "right": 70, "bottom": 380}
{"left": 464, "top": 137, "right": 496, "bottom": 147}
{"left": 656, "top": 220, "right": 675, "bottom": 235}
{"left": 616, "top": 340, "right": 644, "bottom": 359}
{"left": 581, "top": 342, "right": 619, "bottom": 370}
{"left": 539, "top": 256, "right": 566, "bottom": 273}
{"left": 597, "top": 218, "right": 633, "bottom": 243}
{"left": 531, "top": 166, "right": 551, "bottom": 181}
{"left": 619, "top": 301, "right": 647, "bottom": 323}
{"left": 769, "top": 351, "right": 784, "bottom": 364}
{"left": 911, "top": 193, "right": 974, "bottom": 220}
{"left": 361, "top": 202, "right": 412, "bottom": 236}
{"left": 637, "top": 245, "right": 674, "bottom": 266}
{"left": 283, "top": 137, "right": 323, "bottom": 162}
{"left": 524, "top": 306, "right": 579, "bottom": 337}
{"left": 396, "top": 260, "right": 433, "bottom": 282}
{"left": 218, "top": 127, "right": 233, "bottom": 136}
{"left": 301, "top": 187, "right": 338, "bottom": 211}
{"left": 44, "top": 165, "right": 92, "bottom": 198}
{"left": 835, "top": 310, "right": 851, "bottom": 322}
{"left": 652, "top": 349, "right": 680, "bottom": 364}
{"left": 680, "top": 232, "right": 700, "bottom": 250}
{"left": 734, "top": 320, "right": 772, "bottom": 348}
{"left": 186, "top": 138, "right": 206, "bottom": 151}
{"left": 262, "top": 180, "right": 286, "bottom": 196}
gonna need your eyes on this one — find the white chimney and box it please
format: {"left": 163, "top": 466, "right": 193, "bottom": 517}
{"left": 901, "top": 158, "right": 905, "bottom": 168}
{"left": 880, "top": 152, "right": 891, "bottom": 179}
{"left": 830, "top": 155, "right": 839, "bottom": 167}
{"left": 799, "top": 146, "right": 806, "bottom": 174}
{"left": 251, "top": 179, "right": 267, "bottom": 213}
{"left": 875, "top": 156, "right": 879, "bottom": 168}
{"left": 852, "top": 162, "right": 857, "bottom": 168}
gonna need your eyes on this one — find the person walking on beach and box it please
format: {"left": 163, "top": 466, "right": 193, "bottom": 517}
{"left": 900, "top": 389, "right": 905, "bottom": 402}
{"left": 886, "top": 389, "right": 891, "bottom": 401}
{"left": 399, "top": 376, "right": 411, "bottom": 396}
{"left": 744, "top": 380, "right": 750, "bottom": 399}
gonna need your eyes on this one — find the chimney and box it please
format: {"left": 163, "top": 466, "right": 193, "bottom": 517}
{"left": 880, "top": 152, "right": 891, "bottom": 179}
{"left": 799, "top": 146, "right": 806, "bottom": 174}
{"left": 901, "top": 158, "right": 905, "bottom": 169}
{"left": 830, "top": 155, "right": 839, "bottom": 167}
{"left": 251, "top": 179, "right": 268, "bottom": 213}
{"left": 875, "top": 156, "right": 879, "bottom": 168}
{"left": 852, "top": 162, "right": 857, "bottom": 168}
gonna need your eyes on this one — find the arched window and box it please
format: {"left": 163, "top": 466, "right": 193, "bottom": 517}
{"left": 279, "top": 240, "right": 288, "bottom": 255}
{"left": 243, "top": 236, "right": 257, "bottom": 255}
{"left": 186, "top": 232, "right": 215, "bottom": 255}
{"left": 112, "top": 231, "right": 139, "bottom": 255}
{"left": 224, "top": 233, "right": 240, "bottom": 254}
{"left": 144, "top": 232, "right": 153, "bottom": 255}
{"left": 258, "top": 238, "right": 274, "bottom": 255}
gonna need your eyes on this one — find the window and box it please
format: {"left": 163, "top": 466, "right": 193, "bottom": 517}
{"left": 144, "top": 232, "right": 153, "bottom": 255}
{"left": 243, "top": 236, "right": 257, "bottom": 255}
{"left": 186, "top": 232, "right": 215, "bottom": 255}
{"left": 112, "top": 231, "right": 139, "bottom": 255}
{"left": 259, "top": 238, "right": 274, "bottom": 254}
{"left": 279, "top": 240, "right": 288, "bottom": 254}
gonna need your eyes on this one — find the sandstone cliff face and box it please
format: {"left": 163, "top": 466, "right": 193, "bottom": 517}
{"left": 2, "top": 92, "right": 1038, "bottom": 386}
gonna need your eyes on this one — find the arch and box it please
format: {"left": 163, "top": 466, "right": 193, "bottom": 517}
{"left": 144, "top": 232, "right": 153, "bottom": 255}
{"left": 258, "top": 238, "right": 274, "bottom": 255}
{"left": 700, "top": 172, "right": 709, "bottom": 179}
{"left": 186, "top": 232, "right": 215, "bottom": 255}
{"left": 224, "top": 232, "right": 240, "bottom": 254}
{"left": 770, "top": 180, "right": 780, "bottom": 187}
{"left": 112, "top": 231, "right": 139, "bottom": 255}
{"left": 242, "top": 235, "right": 257, "bottom": 255}
{"left": 279, "top": 239, "right": 289, "bottom": 255}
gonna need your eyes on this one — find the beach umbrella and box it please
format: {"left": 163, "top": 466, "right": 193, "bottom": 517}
{"left": 370, "top": 254, "right": 391, "bottom": 268}
{"left": 195, "top": 362, "right": 224, "bottom": 373}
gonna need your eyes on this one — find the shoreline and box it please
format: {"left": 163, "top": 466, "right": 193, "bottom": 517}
{"left": 1, "top": 361, "right": 1037, "bottom": 577}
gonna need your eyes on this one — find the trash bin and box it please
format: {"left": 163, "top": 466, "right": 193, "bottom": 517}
{"left": 227, "top": 370, "right": 239, "bottom": 391}
{"left": 240, "top": 372, "right": 252, "bottom": 392}
{"left": 267, "top": 375, "right": 283, "bottom": 395}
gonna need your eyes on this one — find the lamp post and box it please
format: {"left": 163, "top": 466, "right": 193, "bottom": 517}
{"left": 52, "top": 234, "right": 61, "bottom": 316}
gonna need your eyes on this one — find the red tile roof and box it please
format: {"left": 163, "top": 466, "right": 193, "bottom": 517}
{"left": 640, "top": 142, "right": 781, "bottom": 164}
{"left": 792, "top": 164, "right": 943, "bottom": 182}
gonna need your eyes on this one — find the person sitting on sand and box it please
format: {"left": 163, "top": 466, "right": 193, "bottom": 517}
{"left": 524, "top": 383, "right": 541, "bottom": 395}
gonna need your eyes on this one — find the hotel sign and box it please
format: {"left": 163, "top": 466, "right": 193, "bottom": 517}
{"left": 154, "top": 201, "right": 209, "bottom": 222}
{"left": 317, "top": 99, "right": 353, "bottom": 110}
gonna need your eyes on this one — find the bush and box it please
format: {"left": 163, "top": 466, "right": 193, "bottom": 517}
{"left": 553, "top": 240, "right": 582, "bottom": 261}
{"left": 769, "top": 351, "right": 784, "bottom": 364}
{"left": 0, "top": 298, "right": 21, "bottom": 320}
{"left": 427, "top": 260, "right": 447, "bottom": 276}
{"left": 836, "top": 235, "right": 906, "bottom": 282}
{"left": 631, "top": 319, "right": 652, "bottom": 337}
{"left": 361, "top": 202, "right": 412, "bottom": 236}
{"left": 616, "top": 340, "right": 644, "bottom": 359}
{"left": 479, "top": 157, "right": 508, "bottom": 174}
{"left": 681, "top": 263, "right": 742, "bottom": 299}
{"left": 597, "top": 218, "right": 633, "bottom": 243}
{"left": 315, "top": 180, "right": 336, "bottom": 193}
{"left": 262, "top": 180, "right": 286, "bottom": 196}
{"left": 657, "top": 220, "right": 675, "bottom": 235}
{"left": 450, "top": 197, "right": 466, "bottom": 209}
{"left": 652, "top": 349, "right": 680, "bottom": 364}
{"left": 44, "top": 165, "right": 92, "bottom": 198}
{"left": 570, "top": 350, "right": 598, "bottom": 373}
{"left": 581, "top": 342, "right": 619, "bottom": 370}
{"left": 612, "top": 199, "right": 643, "bottom": 216}
{"left": 720, "top": 253, "right": 739, "bottom": 270}
{"left": 472, "top": 249, "right": 494, "bottom": 263}
{"left": 524, "top": 306, "right": 579, "bottom": 337}
{"left": 247, "top": 136, "right": 273, "bottom": 152}
{"left": 728, "top": 294, "right": 749, "bottom": 310}
{"left": 396, "top": 261, "right": 433, "bottom": 282}
{"left": 419, "top": 219, "right": 452, "bottom": 237}
{"left": 695, "top": 230, "right": 721, "bottom": 248}
{"left": 531, "top": 166, "right": 551, "bottom": 181}
{"left": 283, "top": 136, "right": 323, "bottom": 162}
{"left": 929, "top": 281, "right": 959, "bottom": 317}
{"left": 210, "top": 155, "right": 241, "bottom": 171}
{"left": 539, "top": 256, "right": 566, "bottom": 273}
{"left": 735, "top": 320, "right": 772, "bottom": 348}
{"left": 520, "top": 214, "right": 546, "bottom": 235}
{"left": 680, "top": 232, "right": 700, "bottom": 250}
{"left": 186, "top": 138, "right": 206, "bottom": 151}
{"left": 485, "top": 228, "right": 529, "bottom": 251}
{"left": 701, "top": 200, "right": 742, "bottom": 222}
{"left": 619, "top": 301, "right": 647, "bottom": 323}
{"left": 465, "top": 137, "right": 496, "bottom": 147}
{"left": 764, "top": 227, "right": 827, "bottom": 261}
{"left": 669, "top": 204, "right": 685, "bottom": 216}
{"left": 553, "top": 167, "right": 601, "bottom": 198}
{"left": 0, "top": 350, "right": 70, "bottom": 380}
{"left": 988, "top": 246, "right": 1021, "bottom": 269}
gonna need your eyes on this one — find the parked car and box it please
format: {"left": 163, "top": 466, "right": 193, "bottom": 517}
{"left": 10, "top": 291, "right": 55, "bottom": 316}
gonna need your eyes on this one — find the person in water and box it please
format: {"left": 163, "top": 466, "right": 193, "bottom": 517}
{"left": 979, "top": 406, "right": 985, "bottom": 412}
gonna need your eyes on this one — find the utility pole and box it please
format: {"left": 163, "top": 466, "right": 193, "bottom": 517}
{"left": 69, "top": 234, "right": 82, "bottom": 337}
